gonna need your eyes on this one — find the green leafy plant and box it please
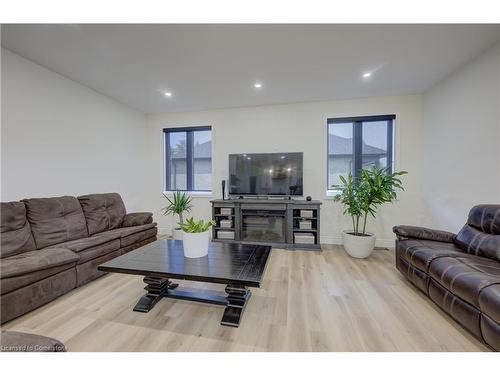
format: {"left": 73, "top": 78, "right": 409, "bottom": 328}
{"left": 161, "top": 191, "right": 193, "bottom": 227}
{"left": 179, "top": 217, "right": 216, "bottom": 233}
{"left": 333, "top": 166, "right": 407, "bottom": 236}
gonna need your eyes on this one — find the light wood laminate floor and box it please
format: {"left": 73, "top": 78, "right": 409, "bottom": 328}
{"left": 1, "top": 245, "right": 488, "bottom": 351}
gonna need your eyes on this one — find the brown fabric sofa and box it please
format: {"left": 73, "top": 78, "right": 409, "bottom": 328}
{"left": 393, "top": 204, "right": 500, "bottom": 351}
{"left": 0, "top": 330, "right": 66, "bottom": 352}
{"left": 0, "top": 193, "right": 157, "bottom": 323}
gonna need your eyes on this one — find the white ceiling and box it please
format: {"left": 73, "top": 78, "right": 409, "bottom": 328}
{"left": 2, "top": 24, "right": 500, "bottom": 113}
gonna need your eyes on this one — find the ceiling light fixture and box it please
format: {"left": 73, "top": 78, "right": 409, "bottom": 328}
{"left": 164, "top": 92, "right": 172, "bottom": 97}
{"left": 254, "top": 82, "right": 262, "bottom": 89}
{"left": 362, "top": 72, "right": 372, "bottom": 79}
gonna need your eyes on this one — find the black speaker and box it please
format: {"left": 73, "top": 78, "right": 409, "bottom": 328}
{"left": 222, "top": 180, "right": 226, "bottom": 200}
{"left": 306, "top": 196, "right": 312, "bottom": 201}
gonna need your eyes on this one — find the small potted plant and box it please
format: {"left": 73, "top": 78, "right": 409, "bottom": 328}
{"left": 161, "top": 191, "right": 193, "bottom": 240}
{"left": 334, "top": 166, "right": 407, "bottom": 258}
{"left": 179, "top": 217, "right": 216, "bottom": 258}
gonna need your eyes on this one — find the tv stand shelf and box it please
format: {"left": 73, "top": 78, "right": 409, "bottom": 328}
{"left": 211, "top": 199, "right": 321, "bottom": 250}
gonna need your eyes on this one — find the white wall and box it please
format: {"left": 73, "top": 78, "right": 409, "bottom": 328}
{"left": 146, "top": 95, "right": 424, "bottom": 246}
{"left": 422, "top": 43, "right": 500, "bottom": 232}
{"left": 1, "top": 49, "right": 149, "bottom": 211}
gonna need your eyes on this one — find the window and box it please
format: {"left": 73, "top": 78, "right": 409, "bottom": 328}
{"left": 327, "top": 115, "right": 394, "bottom": 191}
{"left": 164, "top": 126, "right": 212, "bottom": 192}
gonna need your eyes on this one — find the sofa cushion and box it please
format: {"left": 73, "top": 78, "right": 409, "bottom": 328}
{"left": 454, "top": 204, "right": 500, "bottom": 261}
{"left": 1, "top": 202, "right": 36, "bottom": 258}
{"left": 479, "top": 284, "right": 500, "bottom": 324}
{"left": 108, "top": 223, "right": 156, "bottom": 238}
{"left": 78, "top": 193, "right": 126, "bottom": 235}
{"left": 74, "top": 239, "right": 121, "bottom": 264}
{"left": 23, "top": 196, "right": 88, "bottom": 249}
{"left": 466, "top": 204, "right": 500, "bottom": 234}
{"left": 0, "top": 331, "right": 66, "bottom": 352}
{"left": 393, "top": 225, "right": 456, "bottom": 243}
{"left": 121, "top": 227, "right": 157, "bottom": 247}
{"left": 1, "top": 263, "right": 74, "bottom": 295}
{"left": 397, "top": 239, "right": 465, "bottom": 272}
{"left": 429, "top": 255, "right": 500, "bottom": 309}
{"left": 122, "top": 212, "right": 153, "bottom": 227}
{"left": 49, "top": 231, "right": 121, "bottom": 253}
{"left": 454, "top": 225, "right": 500, "bottom": 261}
{"left": 1, "top": 247, "right": 78, "bottom": 279}
{"left": 108, "top": 223, "right": 157, "bottom": 247}
{"left": 1, "top": 269, "right": 76, "bottom": 324}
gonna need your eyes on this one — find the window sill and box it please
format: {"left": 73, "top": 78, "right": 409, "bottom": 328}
{"left": 324, "top": 190, "right": 341, "bottom": 200}
{"left": 163, "top": 191, "right": 213, "bottom": 198}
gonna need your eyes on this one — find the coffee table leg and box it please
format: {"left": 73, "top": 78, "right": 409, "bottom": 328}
{"left": 221, "top": 284, "right": 251, "bottom": 327}
{"left": 133, "top": 277, "right": 178, "bottom": 313}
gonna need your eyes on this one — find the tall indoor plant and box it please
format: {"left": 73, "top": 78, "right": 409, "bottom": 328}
{"left": 334, "top": 166, "right": 407, "bottom": 258}
{"left": 161, "top": 191, "right": 193, "bottom": 240}
{"left": 179, "top": 217, "right": 216, "bottom": 258}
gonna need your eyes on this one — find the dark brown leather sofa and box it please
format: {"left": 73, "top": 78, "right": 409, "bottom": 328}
{"left": 0, "top": 193, "right": 157, "bottom": 324}
{"left": 394, "top": 204, "right": 500, "bottom": 351}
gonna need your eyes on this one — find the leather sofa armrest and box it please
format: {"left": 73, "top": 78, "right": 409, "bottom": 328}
{"left": 122, "top": 212, "right": 153, "bottom": 227}
{"left": 392, "top": 225, "right": 456, "bottom": 243}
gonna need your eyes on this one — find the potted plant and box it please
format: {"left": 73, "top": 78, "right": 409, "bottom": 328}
{"left": 334, "top": 166, "right": 407, "bottom": 258}
{"left": 179, "top": 217, "right": 216, "bottom": 258}
{"left": 161, "top": 191, "right": 193, "bottom": 240}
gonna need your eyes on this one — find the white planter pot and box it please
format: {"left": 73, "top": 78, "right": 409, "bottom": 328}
{"left": 341, "top": 230, "right": 376, "bottom": 259}
{"left": 182, "top": 230, "right": 210, "bottom": 258}
{"left": 172, "top": 228, "right": 183, "bottom": 240}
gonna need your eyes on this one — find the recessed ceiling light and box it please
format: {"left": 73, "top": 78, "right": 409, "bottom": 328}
{"left": 269, "top": 169, "right": 273, "bottom": 173}
{"left": 287, "top": 168, "right": 292, "bottom": 172}
{"left": 280, "top": 155, "right": 286, "bottom": 159}
{"left": 164, "top": 92, "right": 172, "bottom": 97}
{"left": 362, "top": 72, "right": 372, "bottom": 79}
{"left": 254, "top": 82, "right": 262, "bottom": 89}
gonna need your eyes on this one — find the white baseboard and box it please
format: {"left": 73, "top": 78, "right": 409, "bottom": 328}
{"left": 320, "top": 235, "right": 395, "bottom": 249}
{"left": 159, "top": 227, "right": 394, "bottom": 249}
{"left": 157, "top": 227, "right": 170, "bottom": 237}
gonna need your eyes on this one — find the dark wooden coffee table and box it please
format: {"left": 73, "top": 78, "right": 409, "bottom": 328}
{"left": 98, "top": 239, "right": 271, "bottom": 327}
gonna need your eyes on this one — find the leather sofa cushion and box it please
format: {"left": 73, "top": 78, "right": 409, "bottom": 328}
{"left": 122, "top": 212, "right": 153, "bottom": 227}
{"left": 1, "top": 247, "right": 78, "bottom": 279}
{"left": 429, "top": 255, "right": 500, "bottom": 309}
{"left": 1, "top": 202, "right": 36, "bottom": 258}
{"left": 466, "top": 204, "right": 500, "bottom": 234}
{"left": 78, "top": 193, "right": 126, "bottom": 235}
{"left": 481, "top": 314, "right": 500, "bottom": 351}
{"left": 454, "top": 224, "right": 500, "bottom": 261}
{"left": 393, "top": 225, "right": 456, "bottom": 243}
{"left": 428, "top": 278, "right": 482, "bottom": 339}
{"left": 49, "top": 231, "right": 121, "bottom": 253}
{"left": 479, "top": 284, "right": 500, "bottom": 324}
{"left": 396, "top": 239, "right": 465, "bottom": 272}
{"left": 23, "top": 196, "right": 88, "bottom": 249}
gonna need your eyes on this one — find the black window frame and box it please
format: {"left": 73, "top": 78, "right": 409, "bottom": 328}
{"left": 163, "top": 126, "right": 212, "bottom": 192}
{"left": 327, "top": 115, "right": 395, "bottom": 190}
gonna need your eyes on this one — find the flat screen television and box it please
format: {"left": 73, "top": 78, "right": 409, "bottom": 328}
{"left": 229, "top": 152, "right": 303, "bottom": 196}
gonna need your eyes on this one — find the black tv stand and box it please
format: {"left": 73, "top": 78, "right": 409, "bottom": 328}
{"left": 230, "top": 195, "right": 292, "bottom": 201}
{"left": 211, "top": 199, "right": 321, "bottom": 250}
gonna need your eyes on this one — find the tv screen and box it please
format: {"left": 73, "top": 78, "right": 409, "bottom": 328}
{"left": 229, "top": 152, "right": 303, "bottom": 196}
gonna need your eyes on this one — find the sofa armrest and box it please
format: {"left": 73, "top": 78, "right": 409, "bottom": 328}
{"left": 122, "top": 212, "right": 153, "bottom": 227}
{"left": 392, "top": 225, "right": 456, "bottom": 243}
